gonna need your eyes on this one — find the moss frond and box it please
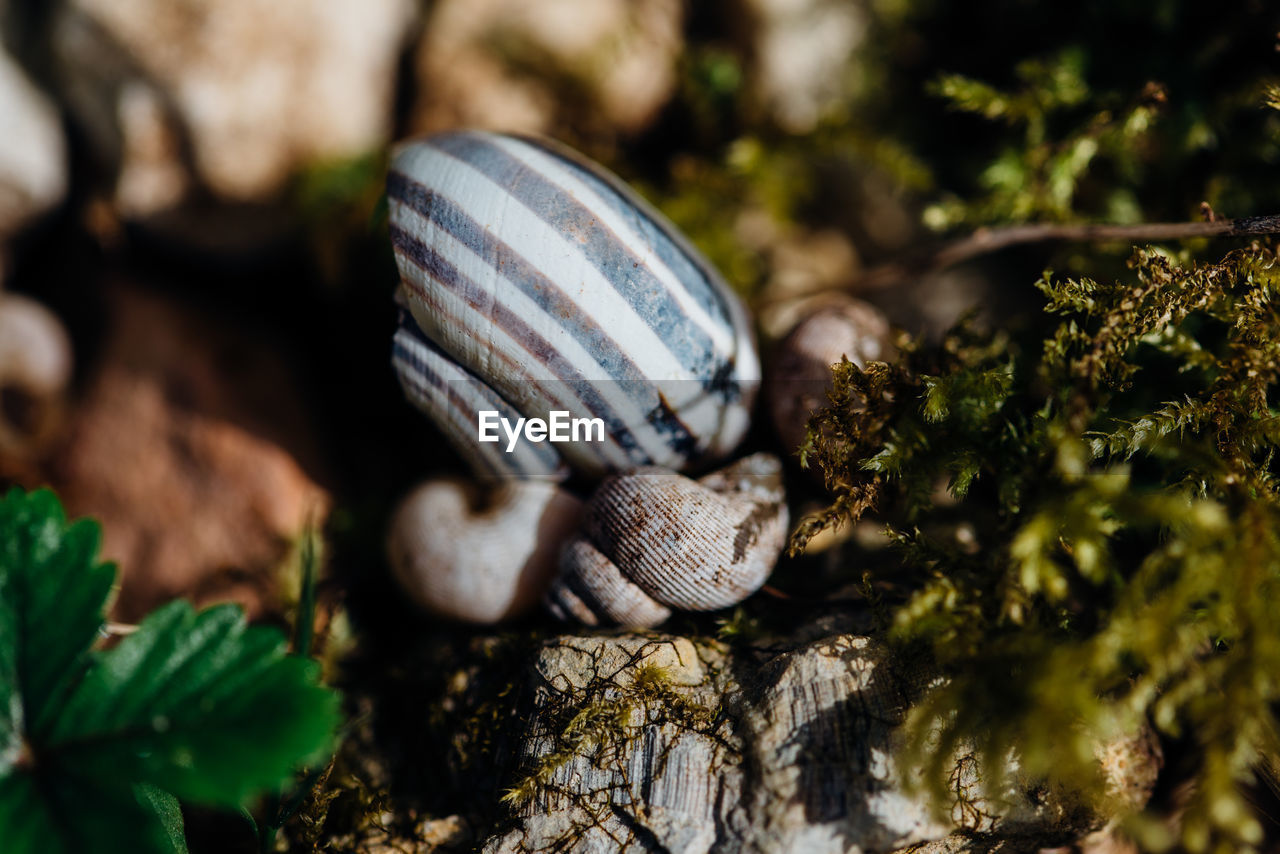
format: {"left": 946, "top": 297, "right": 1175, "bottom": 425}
{"left": 795, "top": 240, "right": 1280, "bottom": 850}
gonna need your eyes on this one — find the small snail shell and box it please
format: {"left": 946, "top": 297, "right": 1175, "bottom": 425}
{"left": 0, "top": 292, "right": 72, "bottom": 454}
{"left": 767, "top": 296, "right": 893, "bottom": 454}
{"left": 387, "top": 479, "right": 583, "bottom": 623}
{"left": 387, "top": 130, "right": 759, "bottom": 480}
{"left": 545, "top": 453, "right": 789, "bottom": 628}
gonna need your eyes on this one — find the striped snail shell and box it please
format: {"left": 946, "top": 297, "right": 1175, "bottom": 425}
{"left": 545, "top": 453, "right": 789, "bottom": 628}
{"left": 387, "top": 130, "right": 759, "bottom": 480}
{"left": 392, "top": 291, "right": 566, "bottom": 480}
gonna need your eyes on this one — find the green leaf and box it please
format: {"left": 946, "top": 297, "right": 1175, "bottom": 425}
{"left": 48, "top": 601, "right": 340, "bottom": 806}
{"left": 0, "top": 487, "right": 341, "bottom": 852}
{"left": 0, "top": 773, "right": 188, "bottom": 854}
{"left": 135, "top": 784, "right": 188, "bottom": 854}
{"left": 0, "top": 489, "right": 116, "bottom": 742}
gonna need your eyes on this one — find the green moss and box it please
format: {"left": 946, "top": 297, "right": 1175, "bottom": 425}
{"left": 272, "top": 629, "right": 540, "bottom": 853}
{"left": 500, "top": 637, "right": 728, "bottom": 819}
{"left": 796, "top": 240, "right": 1280, "bottom": 850}
{"left": 921, "top": 49, "right": 1167, "bottom": 230}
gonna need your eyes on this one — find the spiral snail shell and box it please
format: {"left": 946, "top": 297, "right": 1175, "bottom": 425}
{"left": 387, "top": 478, "right": 584, "bottom": 623}
{"left": 545, "top": 453, "right": 789, "bottom": 628}
{"left": 387, "top": 130, "right": 760, "bottom": 480}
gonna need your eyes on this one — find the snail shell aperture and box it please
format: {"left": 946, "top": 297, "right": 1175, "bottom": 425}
{"left": 387, "top": 479, "right": 583, "bottom": 623}
{"left": 545, "top": 452, "right": 789, "bottom": 627}
{"left": 387, "top": 130, "right": 760, "bottom": 480}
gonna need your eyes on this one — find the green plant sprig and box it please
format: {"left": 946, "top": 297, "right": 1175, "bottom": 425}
{"left": 795, "top": 241, "right": 1280, "bottom": 851}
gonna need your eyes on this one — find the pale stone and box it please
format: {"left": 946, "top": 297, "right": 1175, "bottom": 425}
{"left": 0, "top": 291, "right": 73, "bottom": 457}
{"left": 489, "top": 635, "right": 738, "bottom": 854}
{"left": 55, "top": 0, "right": 415, "bottom": 208}
{"left": 765, "top": 295, "right": 893, "bottom": 453}
{"left": 49, "top": 283, "right": 330, "bottom": 621}
{"left": 0, "top": 48, "right": 67, "bottom": 238}
{"left": 0, "top": 292, "right": 72, "bottom": 397}
{"left": 412, "top": 0, "right": 682, "bottom": 137}
{"left": 742, "top": 0, "right": 867, "bottom": 133}
{"left": 113, "top": 82, "right": 190, "bottom": 216}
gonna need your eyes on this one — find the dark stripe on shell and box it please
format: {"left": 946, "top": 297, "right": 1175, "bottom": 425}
{"left": 517, "top": 134, "right": 731, "bottom": 329}
{"left": 390, "top": 223, "right": 652, "bottom": 464}
{"left": 393, "top": 312, "right": 564, "bottom": 477}
{"left": 387, "top": 170, "right": 701, "bottom": 458}
{"left": 424, "top": 133, "right": 728, "bottom": 379}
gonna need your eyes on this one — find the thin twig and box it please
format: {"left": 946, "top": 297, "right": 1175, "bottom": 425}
{"left": 789, "top": 213, "right": 1280, "bottom": 300}
{"left": 759, "top": 583, "right": 791, "bottom": 600}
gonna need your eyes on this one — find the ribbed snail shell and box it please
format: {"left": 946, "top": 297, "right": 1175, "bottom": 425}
{"left": 387, "top": 478, "right": 583, "bottom": 623}
{"left": 545, "top": 453, "right": 789, "bottom": 627}
{"left": 387, "top": 130, "right": 759, "bottom": 480}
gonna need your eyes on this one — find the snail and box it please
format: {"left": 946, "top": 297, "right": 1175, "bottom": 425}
{"left": 545, "top": 453, "right": 788, "bottom": 628}
{"left": 767, "top": 295, "right": 893, "bottom": 454}
{"left": 387, "top": 478, "right": 584, "bottom": 623}
{"left": 387, "top": 130, "right": 760, "bottom": 480}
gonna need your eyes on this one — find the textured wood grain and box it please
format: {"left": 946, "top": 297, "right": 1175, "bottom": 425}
{"left": 485, "top": 630, "right": 1160, "bottom": 854}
